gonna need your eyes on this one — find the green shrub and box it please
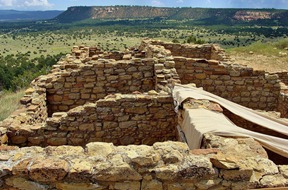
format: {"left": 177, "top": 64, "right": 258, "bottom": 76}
{"left": 275, "top": 39, "right": 288, "bottom": 49}
{"left": 0, "top": 53, "right": 64, "bottom": 91}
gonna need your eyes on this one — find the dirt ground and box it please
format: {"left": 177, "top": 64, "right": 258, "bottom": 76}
{"left": 229, "top": 53, "right": 288, "bottom": 73}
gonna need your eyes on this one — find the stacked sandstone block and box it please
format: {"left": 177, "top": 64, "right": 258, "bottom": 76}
{"left": 278, "top": 88, "right": 288, "bottom": 118}
{"left": 4, "top": 94, "right": 177, "bottom": 147}
{"left": 0, "top": 127, "right": 7, "bottom": 145}
{"left": 71, "top": 45, "right": 90, "bottom": 59}
{"left": 45, "top": 58, "right": 155, "bottom": 115}
{"left": 0, "top": 86, "right": 47, "bottom": 146}
{"left": 1, "top": 136, "right": 287, "bottom": 189}
{"left": 275, "top": 71, "right": 288, "bottom": 85}
{"left": 141, "top": 41, "right": 181, "bottom": 93}
{"left": 149, "top": 39, "right": 229, "bottom": 61}
{"left": 45, "top": 94, "right": 177, "bottom": 146}
{"left": 174, "top": 56, "right": 281, "bottom": 111}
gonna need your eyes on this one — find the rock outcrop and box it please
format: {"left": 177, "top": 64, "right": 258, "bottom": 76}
{"left": 1, "top": 140, "right": 288, "bottom": 189}
{"left": 233, "top": 11, "right": 272, "bottom": 21}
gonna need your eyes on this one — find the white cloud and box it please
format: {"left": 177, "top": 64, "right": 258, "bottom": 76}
{"left": 24, "top": 0, "right": 52, "bottom": 7}
{"left": 177, "top": 0, "right": 184, "bottom": 3}
{"left": 0, "top": 0, "right": 14, "bottom": 6}
{"left": 0, "top": 0, "right": 53, "bottom": 8}
{"left": 151, "top": 0, "right": 164, "bottom": 6}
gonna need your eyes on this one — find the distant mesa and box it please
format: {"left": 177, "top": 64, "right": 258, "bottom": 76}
{"left": 55, "top": 6, "right": 288, "bottom": 23}
{"left": 1, "top": 6, "right": 287, "bottom": 23}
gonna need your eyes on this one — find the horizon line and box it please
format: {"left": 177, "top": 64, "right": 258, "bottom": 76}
{"left": 0, "top": 5, "right": 286, "bottom": 12}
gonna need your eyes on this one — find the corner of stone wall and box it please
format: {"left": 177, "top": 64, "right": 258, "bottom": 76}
{"left": 0, "top": 84, "right": 48, "bottom": 146}
{"left": 274, "top": 71, "right": 288, "bottom": 86}
{"left": 0, "top": 55, "right": 71, "bottom": 145}
{"left": 278, "top": 82, "right": 288, "bottom": 118}
{"left": 274, "top": 72, "right": 288, "bottom": 118}
{"left": 142, "top": 40, "right": 181, "bottom": 94}
{"left": 210, "top": 44, "right": 230, "bottom": 61}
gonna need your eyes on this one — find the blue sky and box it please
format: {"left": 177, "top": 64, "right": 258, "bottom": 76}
{"left": 0, "top": 0, "right": 288, "bottom": 10}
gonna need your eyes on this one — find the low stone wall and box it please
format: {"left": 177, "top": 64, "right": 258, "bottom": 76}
{"left": 72, "top": 45, "right": 127, "bottom": 61}
{"left": 139, "top": 39, "right": 171, "bottom": 58}
{"left": 71, "top": 45, "right": 90, "bottom": 59}
{"left": 91, "top": 51, "right": 127, "bottom": 61}
{"left": 0, "top": 86, "right": 48, "bottom": 146}
{"left": 6, "top": 94, "right": 177, "bottom": 147}
{"left": 275, "top": 71, "right": 288, "bottom": 85}
{"left": 17, "top": 87, "right": 48, "bottom": 125}
{"left": 174, "top": 56, "right": 281, "bottom": 111}
{"left": 147, "top": 40, "right": 228, "bottom": 61}
{"left": 1, "top": 139, "right": 287, "bottom": 190}
{"left": 44, "top": 58, "right": 155, "bottom": 115}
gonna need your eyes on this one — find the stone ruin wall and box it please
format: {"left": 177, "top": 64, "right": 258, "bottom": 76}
{"left": 0, "top": 39, "right": 287, "bottom": 147}
{"left": 1, "top": 90, "right": 177, "bottom": 147}
{"left": 274, "top": 71, "right": 288, "bottom": 86}
{"left": 1, "top": 137, "right": 288, "bottom": 190}
{"left": 45, "top": 58, "right": 155, "bottom": 115}
{"left": 0, "top": 39, "right": 288, "bottom": 189}
{"left": 276, "top": 72, "right": 288, "bottom": 117}
{"left": 139, "top": 41, "right": 181, "bottom": 93}
{"left": 0, "top": 84, "right": 48, "bottom": 147}
{"left": 2, "top": 38, "right": 288, "bottom": 146}
{"left": 35, "top": 94, "right": 176, "bottom": 147}
{"left": 279, "top": 91, "right": 288, "bottom": 118}
{"left": 142, "top": 39, "right": 288, "bottom": 116}
{"left": 174, "top": 57, "right": 281, "bottom": 111}
{"left": 147, "top": 40, "right": 229, "bottom": 61}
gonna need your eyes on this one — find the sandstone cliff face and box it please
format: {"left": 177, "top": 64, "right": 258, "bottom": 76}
{"left": 56, "top": 6, "right": 288, "bottom": 23}
{"left": 91, "top": 7, "right": 172, "bottom": 19}
{"left": 233, "top": 11, "right": 272, "bottom": 21}
{"left": 56, "top": 6, "right": 175, "bottom": 22}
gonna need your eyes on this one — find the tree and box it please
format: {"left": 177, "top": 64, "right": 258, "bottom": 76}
{"left": 186, "top": 35, "right": 197, "bottom": 43}
{"left": 0, "top": 53, "right": 64, "bottom": 91}
{"left": 172, "top": 39, "right": 180, "bottom": 43}
{"left": 186, "top": 35, "right": 205, "bottom": 44}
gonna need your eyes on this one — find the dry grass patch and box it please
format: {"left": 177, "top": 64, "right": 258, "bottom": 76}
{"left": 229, "top": 53, "right": 288, "bottom": 72}
{"left": 0, "top": 89, "right": 25, "bottom": 121}
{"left": 227, "top": 39, "right": 288, "bottom": 72}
